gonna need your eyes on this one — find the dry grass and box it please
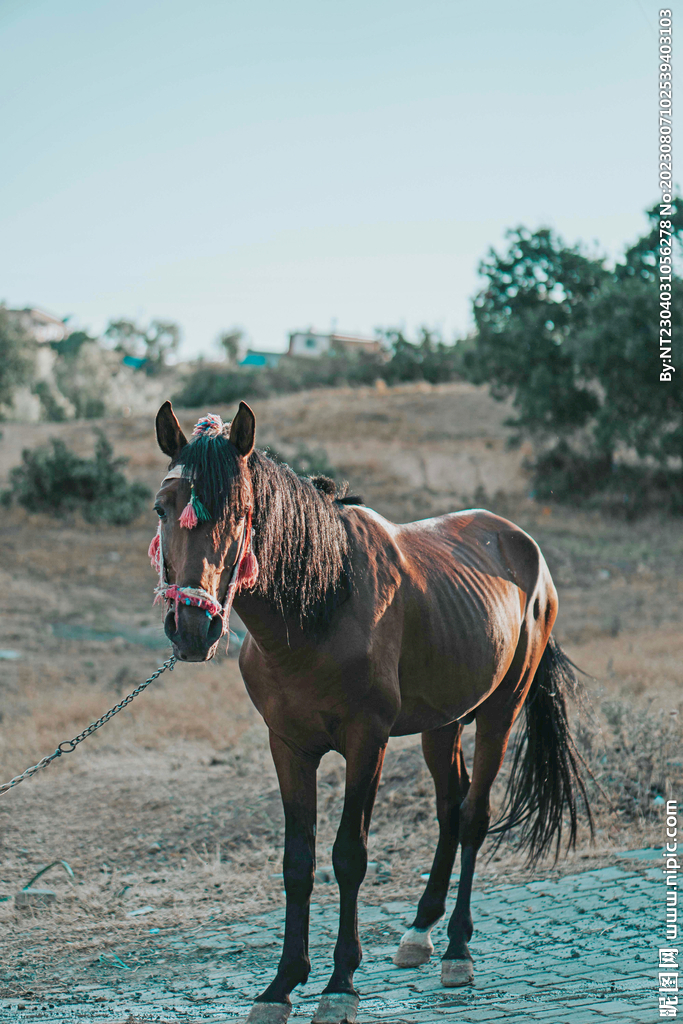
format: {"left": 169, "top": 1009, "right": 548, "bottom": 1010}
{"left": 0, "top": 654, "right": 255, "bottom": 767}
{"left": 587, "top": 697, "right": 682, "bottom": 819}
{"left": 0, "top": 383, "right": 681, "bottom": 998}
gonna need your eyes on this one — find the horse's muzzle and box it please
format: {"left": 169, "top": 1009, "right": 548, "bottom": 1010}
{"left": 164, "top": 604, "right": 224, "bottom": 661}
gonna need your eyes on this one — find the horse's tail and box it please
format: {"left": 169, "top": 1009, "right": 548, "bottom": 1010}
{"left": 489, "top": 635, "right": 594, "bottom": 864}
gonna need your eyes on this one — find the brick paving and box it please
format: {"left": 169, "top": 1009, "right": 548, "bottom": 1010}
{"left": 0, "top": 851, "right": 661, "bottom": 1023}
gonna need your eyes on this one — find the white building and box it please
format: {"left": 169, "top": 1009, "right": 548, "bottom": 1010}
{"left": 287, "top": 330, "right": 383, "bottom": 360}
{"left": 9, "top": 307, "right": 70, "bottom": 345}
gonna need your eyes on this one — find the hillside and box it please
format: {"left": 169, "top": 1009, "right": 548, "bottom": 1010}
{"left": 0, "top": 382, "right": 680, "bottom": 1002}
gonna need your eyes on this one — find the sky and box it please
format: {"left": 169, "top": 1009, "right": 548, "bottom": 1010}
{"left": 0, "top": 0, "right": 675, "bottom": 358}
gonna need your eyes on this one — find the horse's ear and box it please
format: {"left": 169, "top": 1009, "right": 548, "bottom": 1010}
{"left": 229, "top": 401, "right": 255, "bottom": 458}
{"left": 156, "top": 400, "right": 188, "bottom": 460}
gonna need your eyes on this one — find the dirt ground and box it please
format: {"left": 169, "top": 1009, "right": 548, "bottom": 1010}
{"left": 0, "top": 382, "right": 681, "bottom": 1004}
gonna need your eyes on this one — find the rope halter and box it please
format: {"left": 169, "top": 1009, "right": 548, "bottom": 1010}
{"left": 149, "top": 414, "right": 259, "bottom": 644}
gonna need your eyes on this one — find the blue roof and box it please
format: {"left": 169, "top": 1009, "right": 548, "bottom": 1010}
{"left": 239, "top": 350, "right": 283, "bottom": 367}
{"left": 122, "top": 354, "right": 146, "bottom": 369}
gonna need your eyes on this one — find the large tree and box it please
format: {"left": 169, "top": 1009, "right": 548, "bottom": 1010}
{"left": 464, "top": 200, "right": 683, "bottom": 510}
{"left": 574, "top": 202, "right": 683, "bottom": 466}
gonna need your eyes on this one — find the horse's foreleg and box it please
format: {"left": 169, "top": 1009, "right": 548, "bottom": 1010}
{"left": 246, "top": 731, "right": 319, "bottom": 1024}
{"left": 394, "top": 721, "right": 469, "bottom": 968}
{"left": 441, "top": 717, "right": 511, "bottom": 988}
{"left": 312, "top": 724, "right": 388, "bottom": 1024}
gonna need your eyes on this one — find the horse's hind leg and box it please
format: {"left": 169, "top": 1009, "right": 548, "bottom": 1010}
{"left": 394, "top": 721, "right": 469, "bottom": 968}
{"left": 441, "top": 693, "right": 528, "bottom": 987}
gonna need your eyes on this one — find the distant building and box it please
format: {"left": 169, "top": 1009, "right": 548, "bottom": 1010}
{"left": 287, "top": 330, "right": 383, "bottom": 360}
{"left": 240, "top": 349, "right": 284, "bottom": 368}
{"left": 6, "top": 307, "right": 71, "bottom": 381}
{"left": 8, "top": 307, "right": 70, "bottom": 345}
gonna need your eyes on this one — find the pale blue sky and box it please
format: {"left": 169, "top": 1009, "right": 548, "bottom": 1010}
{"left": 0, "top": 0, "right": 673, "bottom": 356}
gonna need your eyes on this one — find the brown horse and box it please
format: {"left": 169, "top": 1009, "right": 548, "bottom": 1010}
{"left": 153, "top": 400, "right": 591, "bottom": 1024}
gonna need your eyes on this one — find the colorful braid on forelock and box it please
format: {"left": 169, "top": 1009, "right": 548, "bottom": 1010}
{"left": 177, "top": 413, "right": 225, "bottom": 529}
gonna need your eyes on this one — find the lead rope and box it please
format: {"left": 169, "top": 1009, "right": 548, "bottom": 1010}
{"left": 3, "top": 425, "right": 258, "bottom": 796}
{"left": 0, "top": 655, "right": 177, "bottom": 796}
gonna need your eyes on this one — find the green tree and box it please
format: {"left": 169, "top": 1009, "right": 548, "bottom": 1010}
{"left": 464, "top": 200, "right": 683, "bottom": 513}
{"left": 378, "top": 327, "right": 463, "bottom": 385}
{"left": 50, "top": 329, "right": 95, "bottom": 360}
{"left": 217, "top": 328, "right": 243, "bottom": 363}
{"left": 0, "top": 307, "right": 35, "bottom": 418}
{"left": 575, "top": 201, "right": 683, "bottom": 466}
{"left": 466, "top": 227, "right": 608, "bottom": 437}
{"left": 105, "top": 318, "right": 180, "bottom": 374}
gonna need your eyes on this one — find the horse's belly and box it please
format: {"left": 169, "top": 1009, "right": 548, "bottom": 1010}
{"left": 389, "top": 698, "right": 473, "bottom": 736}
{"left": 393, "top": 606, "right": 521, "bottom": 734}
{"left": 390, "top": 667, "right": 494, "bottom": 734}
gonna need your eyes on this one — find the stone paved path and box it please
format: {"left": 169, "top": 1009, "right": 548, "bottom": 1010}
{"left": 1, "top": 851, "right": 661, "bottom": 1023}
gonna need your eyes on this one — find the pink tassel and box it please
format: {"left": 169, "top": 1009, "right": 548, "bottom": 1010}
{"left": 148, "top": 532, "right": 161, "bottom": 571}
{"left": 179, "top": 500, "right": 198, "bottom": 529}
{"left": 238, "top": 549, "right": 259, "bottom": 589}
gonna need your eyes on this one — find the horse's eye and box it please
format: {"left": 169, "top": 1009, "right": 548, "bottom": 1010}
{"left": 154, "top": 505, "right": 166, "bottom": 518}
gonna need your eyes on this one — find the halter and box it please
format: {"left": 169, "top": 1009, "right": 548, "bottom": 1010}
{"left": 148, "top": 416, "right": 259, "bottom": 644}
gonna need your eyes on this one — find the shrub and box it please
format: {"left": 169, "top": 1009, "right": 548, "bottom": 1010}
{"left": 4, "top": 431, "right": 150, "bottom": 524}
{"left": 172, "top": 365, "right": 264, "bottom": 406}
{"left": 531, "top": 442, "right": 683, "bottom": 518}
{"left": 378, "top": 328, "right": 464, "bottom": 385}
{"left": 172, "top": 333, "right": 464, "bottom": 409}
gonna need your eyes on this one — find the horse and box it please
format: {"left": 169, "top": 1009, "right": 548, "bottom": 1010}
{"left": 151, "top": 400, "right": 591, "bottom": 1024}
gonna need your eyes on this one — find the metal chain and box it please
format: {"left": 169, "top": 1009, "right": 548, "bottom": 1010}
{"left": 0, "top": 655, "right": 176, "bottom": 796}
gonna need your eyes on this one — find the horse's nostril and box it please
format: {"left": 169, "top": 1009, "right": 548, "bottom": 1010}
{"left": 164, "top": 605, "right": 221, "bottom": 655}
{"left": 164, "top": 610, "right": 177, "bottom": 642}
{"left": 207, "top": 614, "right": 223, "bottom": 644}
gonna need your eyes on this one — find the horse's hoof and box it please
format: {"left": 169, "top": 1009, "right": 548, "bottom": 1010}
{"left": 441, "top": 958, "right": 474, "bottom": 987}
{"left": 245, "top": 1002, "right": 291, "bottom": 1023}
{"left": 393, "top": 926, "right": 434, "bottom": 967}
{"left": 311, "top": 991, "right": 360, "bottom": 1023}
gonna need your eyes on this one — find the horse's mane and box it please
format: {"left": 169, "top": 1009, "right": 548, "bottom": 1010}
{"left": 177, "top": 431, "right": 362, "bottom": 629}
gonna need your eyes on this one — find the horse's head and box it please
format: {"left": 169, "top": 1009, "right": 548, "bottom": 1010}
{"left": 152, "top": 400, "right": 257, "bottom": 662}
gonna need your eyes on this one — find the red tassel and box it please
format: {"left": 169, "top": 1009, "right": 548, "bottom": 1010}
{"left": 148, "top": 533, "right": 161, "bottom": 571}
{"left": 238, "top": 549, "right": 259, "bottom": 589}
{"left": 179, "top": 501, "right": 198, "bottom": 529}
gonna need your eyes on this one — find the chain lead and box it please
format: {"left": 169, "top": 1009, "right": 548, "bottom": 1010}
{"left": 0, "top": 655, "right": 176, "bottom": 796}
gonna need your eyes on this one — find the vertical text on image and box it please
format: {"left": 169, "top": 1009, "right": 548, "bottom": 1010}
{"left": 659, "top": 800, "right": 679, "bottom": 1018}
{"left": 659, "top": 10, "right": 675, "bottom": 383}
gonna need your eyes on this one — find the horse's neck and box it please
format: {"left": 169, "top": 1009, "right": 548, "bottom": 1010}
{"left": 233, "top": 592, "right": 304, "bottom": 652}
